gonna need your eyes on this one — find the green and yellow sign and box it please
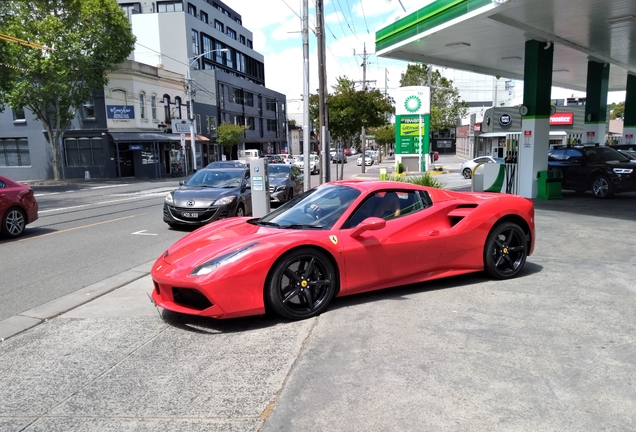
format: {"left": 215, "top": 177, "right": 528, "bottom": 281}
{"left": 395, "top": 115, "right": 430, "bottom": 155}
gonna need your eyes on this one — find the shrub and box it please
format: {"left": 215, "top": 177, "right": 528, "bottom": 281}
{"left": 396, "top": 162, "right": 405, "bottom": 174}
{"left": 387, "top": 173, "right": 445, "bottom": 189}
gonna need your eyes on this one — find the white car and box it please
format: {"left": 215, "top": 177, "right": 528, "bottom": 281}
{"left": 294, "top": 154, "right": 320, "bottom": 174}
{"left": 356, "top": 153, "right": 374, "bottom": 166}
{"left": 461, "top": 156, "right": 505, "bottom": 179}
{"left": 278, "top": 154, "right": 294, "bottom": 164}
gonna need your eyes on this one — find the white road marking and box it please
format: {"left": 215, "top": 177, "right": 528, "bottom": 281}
{"left": 132, "top": 230, "right": 158, "bottom": 236}
{"left": 84, "top": 184, "right": 132, "bottom": 190}
{"left": 34, "top": 192, "right": 60, "bottom": 197}
{"left": 39, "top": 192, "right": 168, "bottom": 213}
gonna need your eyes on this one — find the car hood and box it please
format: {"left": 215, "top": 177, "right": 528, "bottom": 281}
{"left": 269, "top": 177, "right": 288, "bottom": 187}
{"left": 604, "top": 161, "right": 636, "bottom": 169}
{"left": 162, "top": 218, "right": 306, "bottom": 267}
{"left": 171, "top": 187, "right": 238, "bottom": 207}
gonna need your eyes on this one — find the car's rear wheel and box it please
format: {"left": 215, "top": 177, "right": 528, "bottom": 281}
{"left": 484, "top": 221, "right": 527, "bottom": 279}
{"left": 462, "top": 168, "right": 472, "bottom": 179}
{"left": 591, "top": 175, "right": 614, "bottom": 199}
{"left": 266, "top": 248, "right": 336, "bottom": 320}
{"left": 235, "top": 204, "right": 245, "bottom": 217}
{"left": 1, "top": 207, "right": 26, "bottom": 238}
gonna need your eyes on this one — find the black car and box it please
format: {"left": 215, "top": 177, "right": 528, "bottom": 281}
{"left": 332, "top": 153, "right": 347, "bottom": 164}
{"left": 163, "top": 168, "right": 252, "bottom": 226}
{"left": 548, "top": 145, "right": 636, "bottom": 198}
{"left": 268, "top": 164, "right": 303, "bottom": 204}
{"left": 206, "top": 160, "right": 246, "bottom": 168}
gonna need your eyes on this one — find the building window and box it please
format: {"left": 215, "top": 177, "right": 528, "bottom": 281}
{"left": 214, "top": 20, "right": 224, "bottom": 32}
{"left": 163, "top": 94, "right": 171, "bottom": 121}
{"left": 202, "top": 34, "right": 212, "bottom": 59}
{"left": 151, "top": 95, "right": 157, "bottom": 120}
{"left": 139, "top": 92, "right": 146, "bottom": 119}
{"left": 174, "top": 97, "right": 182, "bottom": 119}
{"left": 112, "top": 89, "right": 127, "bottom": 105}
{"left": 234, "top": 115, "right": 245, "bottom": 126}
{"left": 266, "top": 98, "right": 276, "bottom": 112}
{"left": 244, "top": 92, "right": 253, "bottom": 107}
{"left": 196, "top": 114, "right": 201, "bottom": 134}
{"left": 226, "top": 27, "right": 236, "bottom": 39}
{"left": 239, "top": 35, "right": 245, "bottom": 45}
{"left": 64, "top": 137, "right": 105, "bottom": 167}
{"left": 12, "top": 107, "right": 26, "bottom": 122}
{"left": 120, "top": 2, "right": 141, "bottom": 21}
{"left": 246, "top": 117, "right": 255, "bottom": 130}
{"left": 157, "top": 1, "right": 183, "bottom": 12}
{"left": 235, "top": 18, "right": 242, "bottom": 25}
{"left": 267, "top": 119, "right": 278, "bottom": 132}
{"left": 247, "top": 39, "right": 253, "bottom": 49}
{"left": 187, "top": 3, "right": 196, "bottom": 16}
{"left": 208, "top": 116, "right": 217, "bottom": 135}
{"left": 191, "top": 29, "right": 199, "bottom": 58}
{"left": 232, "top": 88, "right": 243, "bottom": 104}
{"left": 0, "top": 138, "right": 30, "bottom": 167}
{"left": 225, "top": 48, "right": 233, "bottom": 68}
{"left": 236, "top": 52, "right": 246, "bottom": 73}
{"left": 82, "top": 98, "right": 96, "bottom": 120}
{"left": 218, "top": 83, "right": 225, "bottom": 108}
{"left": 200, "top": 11, "right": 208, "bottom": 23}
{"left": 214, "top": 41, "right": 223, "bottom": 62}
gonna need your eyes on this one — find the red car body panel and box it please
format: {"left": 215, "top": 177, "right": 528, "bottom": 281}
{"left": 0, "top": 175, "right": 39, "bottom": 225}
{"left": 151, "top": 180, "right": 534, "bottom": 319}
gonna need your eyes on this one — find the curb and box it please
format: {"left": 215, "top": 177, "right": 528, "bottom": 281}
{"left": 428, "top": 170, "right": 451, "bottom": 175}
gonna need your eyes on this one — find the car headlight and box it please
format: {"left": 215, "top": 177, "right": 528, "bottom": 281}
{"left": 275, "top": 185, "right": 286, "bottom": 192}
{"left": 214, "top": 195, "right": 237, "bottom": 206}
{"left": 613, "top": 168, "right": 633, "bottom": 174}
{"left": 190, "top": 242, "right": 259, "bottom": 276}
{"left": 165, "top": 193, "right": 174, "bottom": 205}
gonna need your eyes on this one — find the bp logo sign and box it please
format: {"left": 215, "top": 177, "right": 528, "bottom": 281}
{"left": 404, "top": 95, "right": 422, "bottom": 113}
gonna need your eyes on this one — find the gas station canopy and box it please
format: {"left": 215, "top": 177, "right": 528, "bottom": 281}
{"left": 376, "top": 0, "right": 636, "bottom": 92}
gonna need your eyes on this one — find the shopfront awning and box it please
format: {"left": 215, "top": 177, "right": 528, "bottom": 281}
{"left": 109, "top": 132, "right": 210, "bottom": 142}
{"left": 549, "top": 131, "right": 567, "bottom": 136}
{"left": 480, "top": 131, "right": 567, "bottom": 137}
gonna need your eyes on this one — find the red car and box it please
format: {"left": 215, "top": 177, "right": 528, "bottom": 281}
{"left": 151, "top": 180, "right": 534, "bottom": 320}
{"left": 0, "top": 175, "right": 39, "bottom": 238}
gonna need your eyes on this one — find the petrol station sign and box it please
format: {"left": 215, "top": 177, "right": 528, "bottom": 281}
{"left": 396, "top": 116, "right": 429, "bottom": 154}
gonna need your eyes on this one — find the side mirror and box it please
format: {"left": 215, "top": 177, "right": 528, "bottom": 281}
{"left": 350, "top": 217, "right": 386, "bottom": 237}
{"left": 179, "top": 180, "right": 185, "bottom": 186}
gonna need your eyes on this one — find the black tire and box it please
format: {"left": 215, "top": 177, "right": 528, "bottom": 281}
{"left": 462, "top": 168, "right": 472, "bottom": 179}
{"left": 266, "top": 248, "right": 336, "bottom": 320}
{"left": 286, "top": 189, "right": 293, "bottom": 203}
{"left": 591, "top": 175, "right": 614, "bottom": 199}
{"left": 1, "top": 207, "right": 26, "bottom": 238}
{"left": 484, "top": 221, "right": 528, "bottom": 279}
{"left": 235, "top": 204, "right": 245, "bottom": 217}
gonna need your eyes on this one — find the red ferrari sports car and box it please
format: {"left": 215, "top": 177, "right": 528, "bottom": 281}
{"left": 0, "top": 175, "right": 39, "bottom": 239}
{"left": 151, "top": 180, "right": 534, "bottom": 320}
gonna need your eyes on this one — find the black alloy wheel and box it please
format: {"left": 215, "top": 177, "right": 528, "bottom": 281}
{"left": 484, "top": 222, "right": 528, "bottom": 279}
{"left": 591, "top": 175, "right": 614, "bottom": 199}
{"left": 267, "top": 248, "right": 336, "bottom": 320}
{"left": 462, "top": 168, "right": 472, "bottom": 179}
{"left": 235, "top": 204, "right": 245, "bottom": 217}
{"left": 1, "top": 207, "right": 26, "bottom": 238}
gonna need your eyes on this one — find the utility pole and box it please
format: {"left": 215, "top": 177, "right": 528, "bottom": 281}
{"left": 358, "top": 43, "right": 369, "bottom": 173}
{"left": 302, "top": 0, "right": 311, "bottom": 191}
{"left": 316, "top": 0, "right": 330, "bottom": 183}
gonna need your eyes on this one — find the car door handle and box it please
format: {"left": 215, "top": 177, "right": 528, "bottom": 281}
{"left": 429, "top": 230, "right": 440, "bottom": 236}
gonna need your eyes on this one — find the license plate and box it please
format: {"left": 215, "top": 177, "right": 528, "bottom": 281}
{"left": 182, "top": 212, "right": 198, "bottom": 218}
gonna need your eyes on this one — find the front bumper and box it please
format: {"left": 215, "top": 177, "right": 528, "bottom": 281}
{"left": 163, "top": 202, "right": 234, "bottom": 225}
{"left": 269, "top": 188, "right": 288, "bottom": 203}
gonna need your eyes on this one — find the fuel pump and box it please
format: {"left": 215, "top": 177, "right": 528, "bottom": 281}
{"left": 504, "top": 133, "right": 520, "bottom": 194}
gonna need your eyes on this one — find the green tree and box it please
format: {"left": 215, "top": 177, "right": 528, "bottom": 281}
{"left": 399, "top": 64, "right": 468, "bottom": 131}
{"left": 217, "top": 123, "right": 247, "bottom": 157}
{"left": 0, "top": 0, "right": 135, "bottom": 180}
{"left": 369, "top": 124, "right": 395, "bottom": 156}
{"left": 611, "top": 101, "right": 625, "bottom": 120}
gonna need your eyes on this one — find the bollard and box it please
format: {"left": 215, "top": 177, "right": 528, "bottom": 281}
{"left": 84, "top": 170, "right": 90, "bottom": 181}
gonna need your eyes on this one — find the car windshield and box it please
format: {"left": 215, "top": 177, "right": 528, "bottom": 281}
{"left": 268, "top": 165, "right": 290, "bottom": 178}
{"left": 255, "top": 185, "right": 361, "bottom": 230}
{"left": 296, "top": 156, "right": 304, "bottom": 162}
{"left": 582, "top": 147, "right": 631, "bottom": 162}
{"left": 185, "top": 170, "right": 242, "bottom": 188}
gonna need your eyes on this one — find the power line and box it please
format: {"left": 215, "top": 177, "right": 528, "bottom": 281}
{"left": 359, "top": 1, "right": 370, "bottom": 34}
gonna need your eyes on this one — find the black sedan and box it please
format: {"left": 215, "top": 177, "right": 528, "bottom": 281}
{"left": 268, "top": 164, "right": 303, "bottom": 204}
{"left": 548, "top": 145, "right": 636, "bottom": 198}
{"left": 206, "top": 160, "right": 246, "bottom": 168}
{"left": 163, "top": 168, "right": 252, "bottom": 227}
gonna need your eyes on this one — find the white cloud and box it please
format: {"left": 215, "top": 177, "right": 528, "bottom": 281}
{"left": 233, "top": 0, "right": 298, "bottom": 30}
{"left": 271, "top": 16, "right": 303, "bottom": 41}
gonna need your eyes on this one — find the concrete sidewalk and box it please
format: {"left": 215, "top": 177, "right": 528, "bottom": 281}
{"left": 1, "top": 193, "right": 635, "bottom": 431}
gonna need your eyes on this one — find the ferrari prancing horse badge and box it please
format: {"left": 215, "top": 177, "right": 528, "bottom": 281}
{"left": 329, "top": 235, "right": 338, "bottom": 245}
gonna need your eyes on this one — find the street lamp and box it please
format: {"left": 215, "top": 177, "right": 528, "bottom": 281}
{"left": 187, "top": 48, "right": 229, "bottom": 172}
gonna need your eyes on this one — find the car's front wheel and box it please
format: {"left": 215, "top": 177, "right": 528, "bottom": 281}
{"left": 484, "top": 221, "right": 528, "bottom": 279}
{"left": 266, "top": 248, "right": 336, "bottom": 320}
{"left": 591, "top": 175, "right": 614, "bottom": 199}
{"left": 1, "top": 207, "right": 26, "bottom": 238}
{"left": 235, "top": 204, "right": 245, "bottom": 217}
{"left": 462, "top": 168, "right": 472, "bottom": 179}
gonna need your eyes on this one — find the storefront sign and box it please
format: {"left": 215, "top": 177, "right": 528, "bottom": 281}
{"left": 129, "top": 144, "right": 143, "bottom": 150}
{"left": 499, "top": 114, "right": 512, "bottom": 126}
{"left": 474, "top": 123, "right": 481, "bottom": 133}
{"left": 625, "top": 133, "right": 633, "bottom": 139}
{"left": 172, "top": 119, "right": 191, "bottom": 133}
{"left": 550, "top": 112, "right": 573, "bottom": 125}
{"left": 586, "top": 131, "right": 595, "bottom": 137}
{"left": 107, "top": 105, "right": 135, "bottom": 119}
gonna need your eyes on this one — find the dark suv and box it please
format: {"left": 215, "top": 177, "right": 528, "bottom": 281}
{"left": 548, "top": 145, "right": 636, "bottom": 198}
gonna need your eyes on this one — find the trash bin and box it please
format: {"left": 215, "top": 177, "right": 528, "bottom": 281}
{"left": 536, "top": 170, "right": 563, "bottom": 199}
{"left": 379, "top": 168, "right": 387, "bottom": 180}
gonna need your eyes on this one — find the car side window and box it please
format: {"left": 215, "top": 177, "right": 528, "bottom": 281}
{"left": 565, "top": 149, "right": 583, "bottom": 161}
{"left": 0, "top": 180, "right": 5, "bottom": 188}
{"left": 475, "top": 157, "right": 490, "bottom": 163}
{"left": 548, "top": 149, "right": 565, "bottom": 161}
{"left": 343, "top": 190, "right": 428, "bottom": 229}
